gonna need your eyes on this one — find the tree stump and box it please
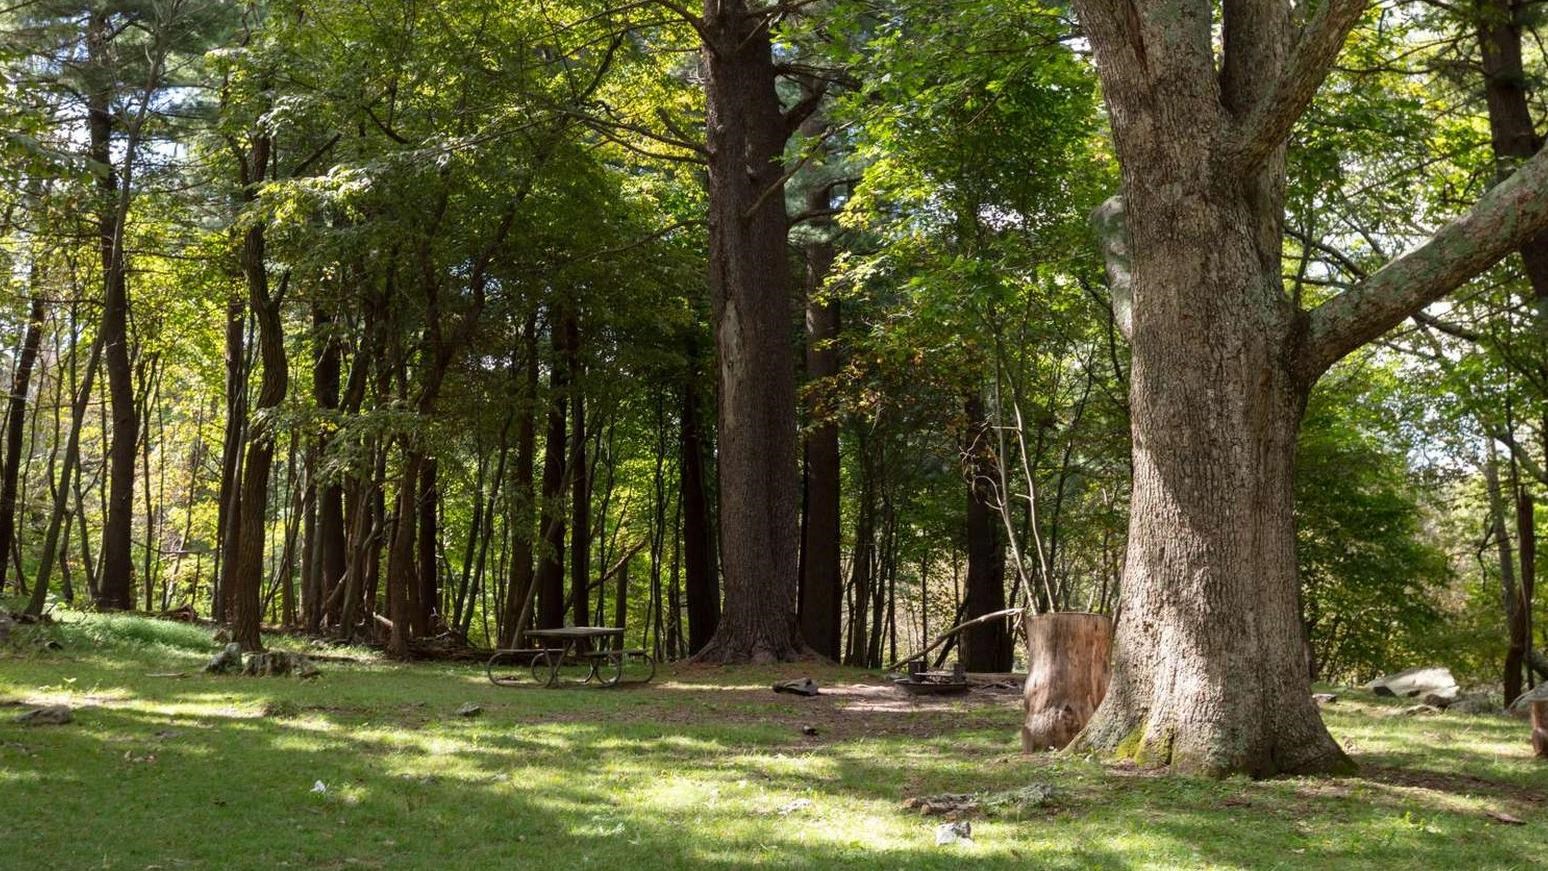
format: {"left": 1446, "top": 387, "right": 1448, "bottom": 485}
{"left": 1022, "top": 612, "right": 1111, "bottom": 752}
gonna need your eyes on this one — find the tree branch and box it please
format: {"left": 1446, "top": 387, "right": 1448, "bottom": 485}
{"left": 1229, "top": 0, "right": 1367, "bottom": 172}
{"left": 1303, "top": 145, "right": 1548, "bottom": 376}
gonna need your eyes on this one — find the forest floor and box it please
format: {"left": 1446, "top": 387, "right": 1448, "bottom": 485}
{"left": 1, "top": 613, "right": 1544, "bottom": 869}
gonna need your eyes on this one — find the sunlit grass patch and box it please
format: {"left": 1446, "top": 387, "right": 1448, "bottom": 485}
{"left": 0, "top": 617, "right": 1544, "bottom": 869}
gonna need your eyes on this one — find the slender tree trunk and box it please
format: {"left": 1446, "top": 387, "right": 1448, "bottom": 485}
{"left": 216, "top": 298, "right": 248, "bottom": 620}
{"left": 25, "top": 337, "right": 102, "bottom": 617}
{"left": 0, "top": 288, "right": 46, "bottom": 571}
{"left": 799, "top": 212, "right": 842, "bottom": 661}
{"left": 693, "top": 0, "right": 804, "bottom": 662}
{"left": 311, "top": 305, "right": 346, "bottom": 630}
{"left": 89, "top": 9, "right": 138, "bottom": 611}
{"left": 536, "top": 314, "right": 570, "bottom": 630}
{"left": 417, "top": 457, "right": 439, "bottom": 633}
{"left": 500, "top": 314, "right": 539, "bottom": 647}
{"left": 567, "top": 314, "right": 590, "bottom": 628}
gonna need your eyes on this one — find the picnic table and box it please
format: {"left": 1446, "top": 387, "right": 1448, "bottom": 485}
{"left": 485, "top": 626, "right": 655, "bottom": 688}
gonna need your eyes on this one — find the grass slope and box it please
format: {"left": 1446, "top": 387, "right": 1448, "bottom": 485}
{"left": 1, "top": 614, "right": 1544, "bottom": 869}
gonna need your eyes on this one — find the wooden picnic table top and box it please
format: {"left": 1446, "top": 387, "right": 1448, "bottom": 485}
{"left": 524, "top": 626, "right": 625, "bottom": 639}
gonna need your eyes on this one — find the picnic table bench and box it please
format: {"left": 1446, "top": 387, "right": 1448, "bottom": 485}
{"left": 485, "top": 626, "right": 655, "bottom": 688}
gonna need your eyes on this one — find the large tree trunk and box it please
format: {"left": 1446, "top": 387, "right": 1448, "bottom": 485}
{"left": 679, "top": 348, "right": 719, "bottom": 654}
{"left": 0, "top": 289, "right": 46, "bottom": 573}
{"left": 692, "top": 0, "right": 804, "bottom": 663}
{"left": 799, "top": 222, "right": 842, "bottom": 661}
{"left": 961, "top": 394, "right": 1012, "bottom": 671}
{"left": 1023, "top": 612, "right": 1111, "bottom": 751}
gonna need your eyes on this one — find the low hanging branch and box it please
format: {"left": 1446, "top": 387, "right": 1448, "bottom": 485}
{"left": 886, "top": 607, "right": 1025, "bottom": 672}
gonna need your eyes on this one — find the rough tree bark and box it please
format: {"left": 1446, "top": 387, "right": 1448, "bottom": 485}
{"left": 230, "top": 133, "right": 286, "bottom": 652}
{"left": 962, "top": 394, "right": 1012, "bottom": 672}
{"left": 690, "top": 0, "right": 809, "bottom": 662}
{"left": 1072, "top": 0, "right": 1548, "bottom": 775}
{"left": 1022, "top": 612, "right": 1112, "bottom": 751}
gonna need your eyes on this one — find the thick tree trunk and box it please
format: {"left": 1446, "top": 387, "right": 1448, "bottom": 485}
{"left": 679, "top": 352, "right": 719, "bottom": 653}
{"left": 229, "top": 150, "right": 287, "bottom": 651}
{"left": 1023, "top": 612, "right": 1111, "bottom": 752}
{"left": 962, "top": 394, "right": 1012, "bottom": 671}
{"left": 0, "top": 290, "right": 46, "bottom": 572}
{"left": 692, "top": 0, "right": 804, "bottom": 663}
{"left": 799, "top": 227, "right": 843, "bottom": 661}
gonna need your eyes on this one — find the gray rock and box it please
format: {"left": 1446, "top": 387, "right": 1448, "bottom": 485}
{"left": 455, "top": 702, "right": 482, "bottom": 717}
{"left": 204, "top": 642, "right": 243, "bottom": 674}
{"left": 935, "top": 820, "right": 973, "bottom": 846}
{"left": 1366, "top": 666, "right": 1458, "bottom": 699}
{"left": 1420, "top": 691, "right": 1456, "bottom": 709}
{"left": 242, "top": 651, "right": 320, "bottom": 678}
{"left": 1396, "top": 703, "right": 1441, "bottom": 717}
{"left": 1449, "top": 693, "right": 1499, "bottom": 715}
{"left": 1312, "top": 693, "right": 1339, "bottom": 705}
{"left": 15, "top": 704, "right": 72, "bottom": 725}
{"left": 773, "top": 677, "right": 819, "bottom": 697}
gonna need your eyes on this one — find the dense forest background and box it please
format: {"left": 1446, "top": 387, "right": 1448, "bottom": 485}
{"left": 0, "top": 0, "right": 1541, "bottom": 686}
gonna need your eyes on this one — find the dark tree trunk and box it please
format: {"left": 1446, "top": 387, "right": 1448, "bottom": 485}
{"left": 799, "top": 217, "right": 842, "bottom": 661}
{"left": 216, "top": 295, "right": 247, "bottom": 621}
{"left": 961, "top": 395, "right": 1012, "bottom": 672}
{"left": 1486, "top": 443, "right": 1525, "bottom": 703}
{"left": 501, "top": 314, "right": 539, "bottom": 647}
{"left": 88, "top": 9, "right": 137, "bottom": 611}
{"left": 536, "top": 315, "right": 570, "bottom": 630}
{"left": 846, "top": 434, "right": 875, "bottom": 666}
{"left": 679, "top": 350, "right": 719, "bottom": 654}
{"left": 417, "top": 457, "right": 439, "bottom": 633}
{"left": 230, "top": 132, "right": 286, "bottom": 651}
{"left": 567, "top": 314, "right": 590, "bottom": 628}
{"left": 0, "top": 290, "right": 46, "bottom": 572}
{"left": 693, "top": 0, "right": 804, "bottom": 662}
{"left": 311, "top": 305, "right": 346, "bottom": 630}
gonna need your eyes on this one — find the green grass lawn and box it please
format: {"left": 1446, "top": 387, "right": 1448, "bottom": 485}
{"left": 2, "top": 614, "right": 1544, "bottom": 869}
